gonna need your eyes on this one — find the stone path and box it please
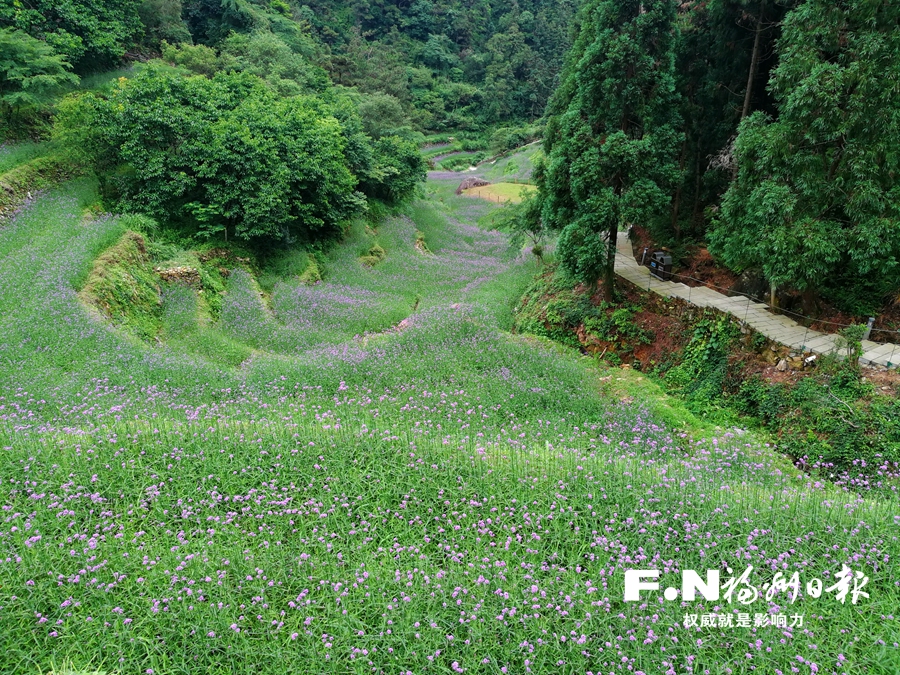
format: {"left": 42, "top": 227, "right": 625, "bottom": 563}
{"left": 613, "top": 233, "right": 900, "bottom": 369}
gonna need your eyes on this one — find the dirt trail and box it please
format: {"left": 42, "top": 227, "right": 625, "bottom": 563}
{"left": 428, "top": 170, "right": 483, "bottom": 181}
{"left": 430, "top": 151, "right": 468, "bottom": 164}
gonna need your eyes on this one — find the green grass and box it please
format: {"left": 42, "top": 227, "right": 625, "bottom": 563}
{"left": 479, "top": 143, "right": 543, "bottom": 182}
{"left": 257, "top": 249, "right": 319, "bottom": 291}
{"left": 463, "top": 182, "right": 538, "bottom": 204}
{"left": 0, "top": 179, "right": 898, "bottom": 675}
{"left": 0, "top": 151, "right": 74, "bottom": 216}
{"left": 0, "top": 141, "right": 45, "bottom": 174}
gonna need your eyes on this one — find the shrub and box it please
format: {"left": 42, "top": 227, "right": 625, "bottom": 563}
{"left": 55, "top": 66, "right": 365, "bottom": 246}
{"left": 360, "top": 244, "right": 386, "bottom": 267}
{"left": 835, "top": 324, "right": 866, "bottom": 371}
{"left": 514, "top": 266, "right": 591, "bottom": 348}
{"left": 665, "top": 315, "right": 738, "bottom": 408}
{"left": 583, "top": 304, "right": 652, "bottom": 345}
{"left": 488, "top": 124, "right": 541, "bottom": 155}
{"left": 298, "top": 255, "right": 322, "bottom": 284}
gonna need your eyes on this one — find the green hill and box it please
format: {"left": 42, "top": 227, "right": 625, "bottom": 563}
{"left": 0, "top": 178, "right": 896, "bottom": 675}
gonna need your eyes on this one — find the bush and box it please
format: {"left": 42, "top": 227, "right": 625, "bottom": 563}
{"left": 835, "top": 324, "right": 866, "bottom": 371}
{"left": 730, "top": 362, "right": 897, "bottom": 477}
{"left": 161, "top": 41, "right": 219, "bottom": 77}
{"left": 361, "top": 136, "right": 427, "bottom": 204}
{"left": 56, "top": 66, "right": 365, "bottom": 245}
{"left": 359, "top": 244, "right": 386, "bottom": 267}
{"left": 664, "top": 316, "right": 738, "bottom": 408}
{"left": 583, "top": 305, "right": 653, "bottom": 346}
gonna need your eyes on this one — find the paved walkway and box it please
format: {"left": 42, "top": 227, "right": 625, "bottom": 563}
{"left": 613, "top": 234, "right": 900, "bottom": 369}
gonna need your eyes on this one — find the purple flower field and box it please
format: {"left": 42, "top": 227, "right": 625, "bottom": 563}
{"left": 0, "top": 182, "right": 897, "bottom": 674}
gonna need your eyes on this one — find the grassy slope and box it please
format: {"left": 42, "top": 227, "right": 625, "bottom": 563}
{"left": 0, "top": 180, "right": 897, "bottom": 675}
{"left": 423, "top": 143, "right": 542, "bottom": 184}
{"left": 78, "top": 231, "right": 161, "bottom": 340}
{"left": 462, "top": 182, "right": 538, "bottom": 204}
{"left": 0, "top": 141, "right": 45, "bottom": 174}
{"left": 479, "top": 143, "right": 543, "bottom": 182}
{"left": 0, "top": 66, "right": 138, "bottom": 213}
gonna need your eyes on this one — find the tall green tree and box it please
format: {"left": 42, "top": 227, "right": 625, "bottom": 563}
{"left": 218, "top": 30, "right": 329, "bottom": 95}
{"left": 326, "top": 93, "right": 426, "bottom": 206}
{"left": 709, "top": 0, "right": 900, "bottom": 313}
{"left": 57, "top": 67, "right": 363, "bottom": 244}
{"left": 0, "top": 28, "right": 78, "bottom": 116}
{"left": 355, "top": 92, "right": 411, "bottom": 139}
{"left": 482, "top": 24, "right": 535, "bottom": 121}
{"left": 139, "top": 0, "right": 192, "bottom": 47}
{"left": 536, "top": 0, "right": 681, "bottom": 299}
{"left": 668, "top": 0, "right": 795, "bottom": 242}
{"left": 0, "top": 0, "right": 142, "bottom": 72}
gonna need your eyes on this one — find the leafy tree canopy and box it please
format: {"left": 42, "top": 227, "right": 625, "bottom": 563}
{"left": 1, "top": 0, "right": 580, "bottom": 132}
{"left": 163, "top": 30, "right": 330, "bottom": 95}
{"left": 57, "top": 66, "right": 366, "bottom": 244}
{"left": 536, "top": 0, "right": 681, "bottom": 297}
{"left": 0, "top": 28, "right": 79, "bottom": 111}
{"left": 355, "top": 91, "right": 411, "bottom": 139}
{"left": 300, "top": 0, "right": 579, "bottom": 128}
{"left": 709, "top": 0, "right": 900, "bottom": 311}
{"left": 139, "top": 0, "right": 192, "bottom": 47}
{"left": 0, "top": 0, "right": 143, "bottom": 72}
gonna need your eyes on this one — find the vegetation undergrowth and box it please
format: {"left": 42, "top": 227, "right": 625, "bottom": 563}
{"left": 513, "top": 263, "right": 900, "bottom": 491}
{"left": 78, "top": 230, "right": 161, "bottom": 341}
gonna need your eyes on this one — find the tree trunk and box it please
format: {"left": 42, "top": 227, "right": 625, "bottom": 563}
{"left": 604, "top": 220, "right": 618, "bottom": 302}
{"left": 691, "top": 151, "right": 702, "bottom": 230}
{"left": 741, "top": 0, "right": 766, "bottom": 121}
{"left": 671, "top": 139, "right": 688, "bottom": 242}
{"left": 671, "top": 186, "right": 682, "bottom": 243}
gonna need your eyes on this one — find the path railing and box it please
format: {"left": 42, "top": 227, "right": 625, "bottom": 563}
{"left": 612, "top": 235, "right": 900, "bottom": 369}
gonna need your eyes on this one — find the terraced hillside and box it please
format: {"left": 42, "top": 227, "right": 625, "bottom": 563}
{"left": 0, "top": 177, "right": 897, "bottom": 675}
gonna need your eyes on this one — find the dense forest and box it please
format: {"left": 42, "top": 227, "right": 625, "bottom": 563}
{"left": 2, "top": 0, "right": 899, "bottom": 313}
{"left": 278, "top": 0, "right": 579, "bottom": 128}
{"left": 534, "top": 0, "right": 900, "bottom": 316}
{"left": 0, "top": 0, "right": 578, "bottom": 131}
